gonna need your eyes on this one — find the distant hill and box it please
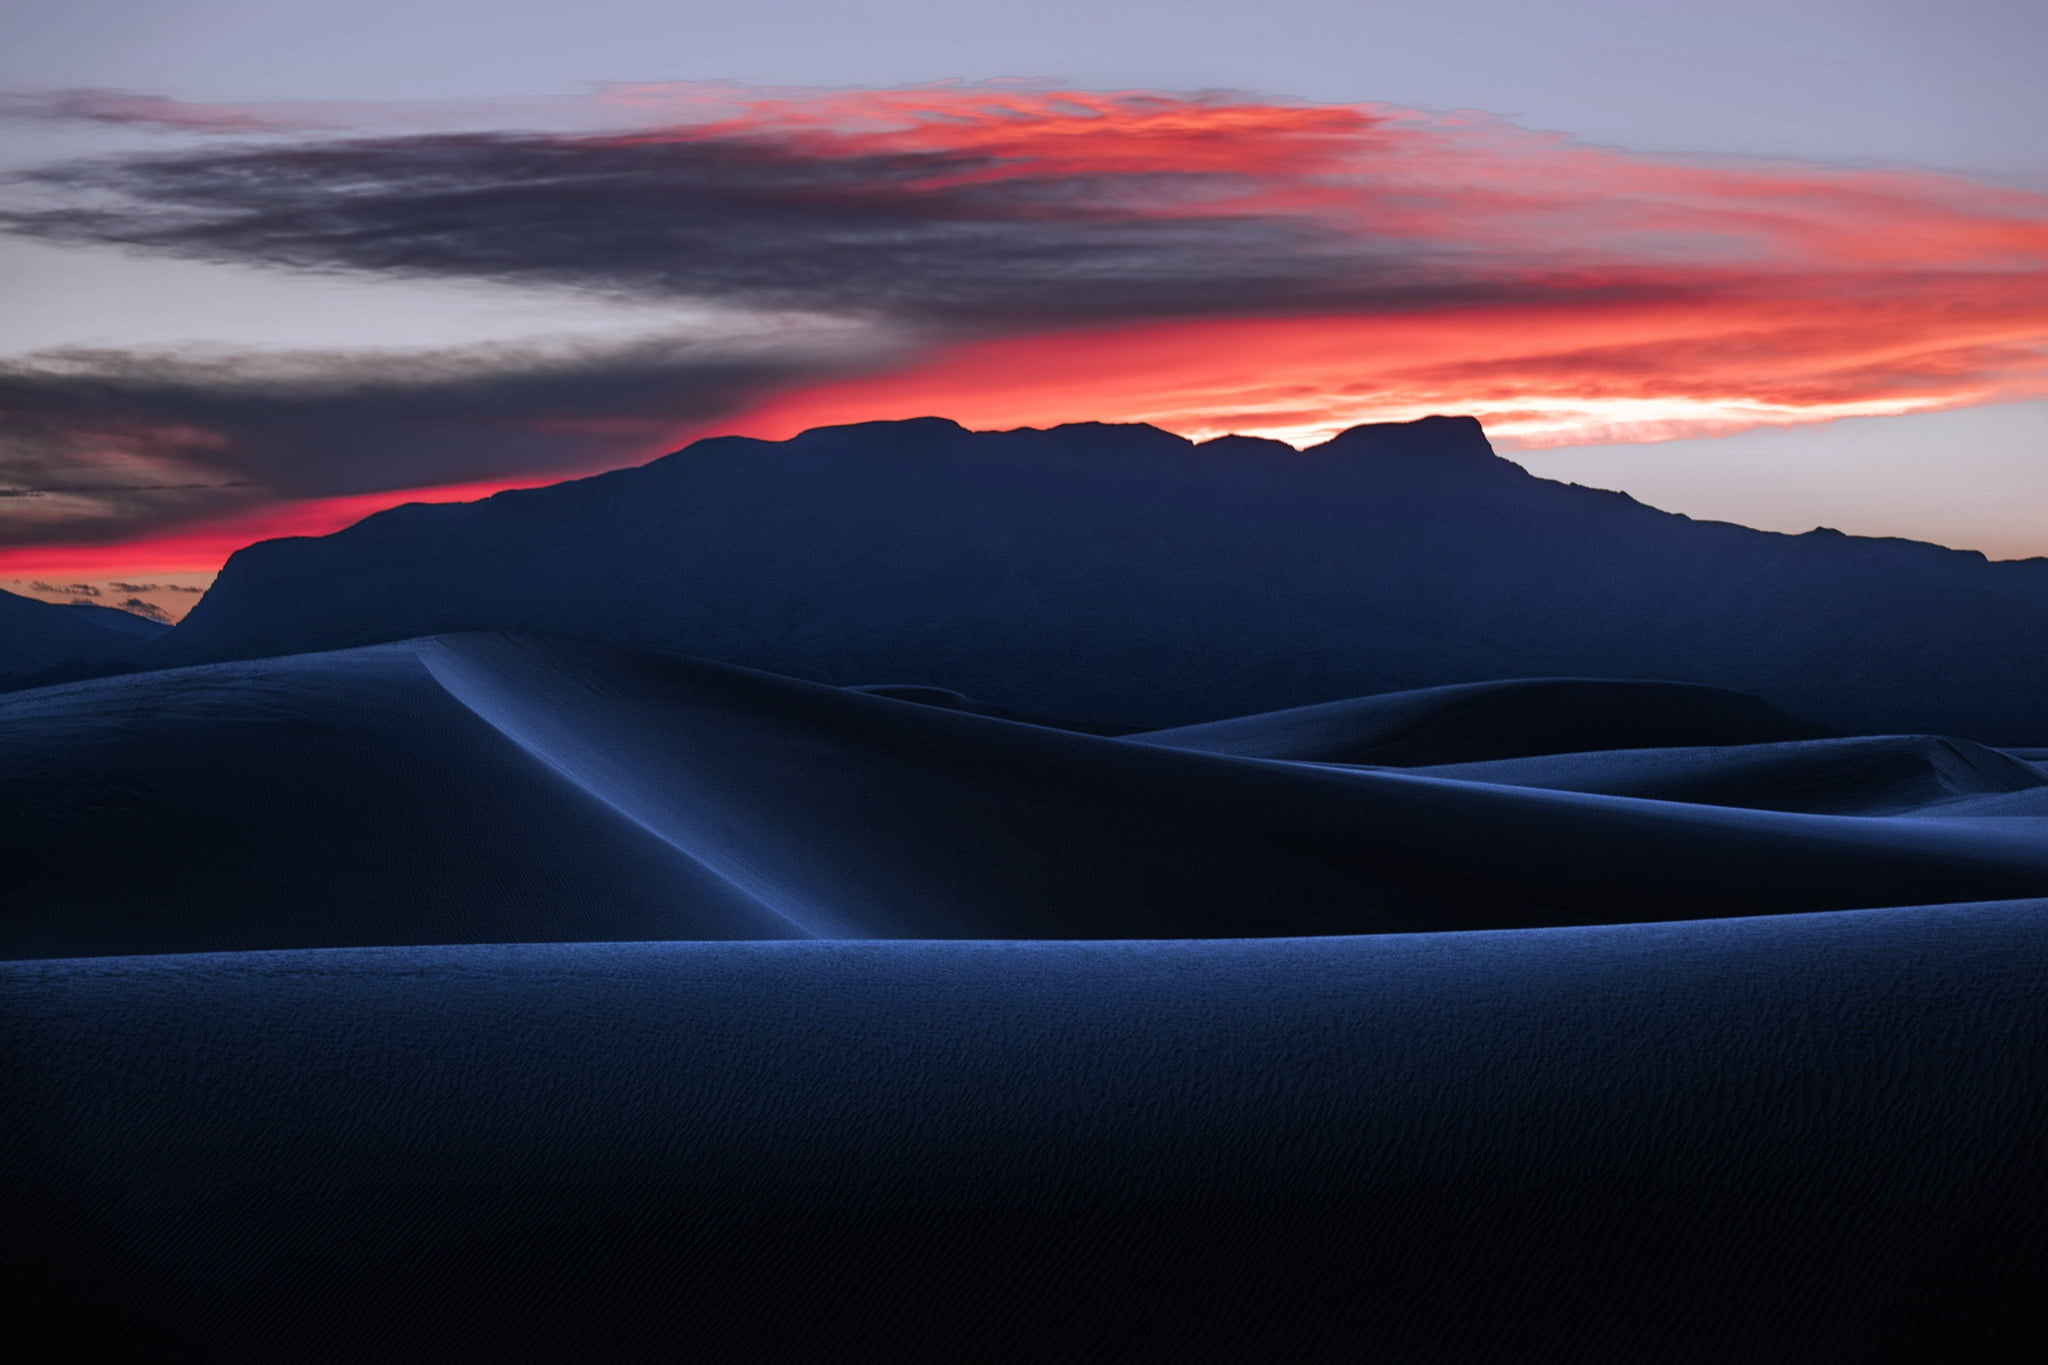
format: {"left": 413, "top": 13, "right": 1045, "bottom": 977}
{"left": 0, "top": 587, "right": 167, "bottom": 685}
{"left": 160, "top": 415, "right": 2048, "bottom": 741}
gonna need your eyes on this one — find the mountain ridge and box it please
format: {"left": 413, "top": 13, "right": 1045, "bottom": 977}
{"left": 101, "top": 413, "right": 2048, "bottom": 742}
{"left": 0, "top": 586, "right": 169, "bottom": 685}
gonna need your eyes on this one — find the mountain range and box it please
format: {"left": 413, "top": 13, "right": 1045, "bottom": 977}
{"left": 134, "top": 414, "right": 2048, "bottom": 742}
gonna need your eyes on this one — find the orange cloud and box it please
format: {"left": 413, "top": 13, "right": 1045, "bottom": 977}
{"left": 0, "top": 476, "right": 560, "bottom": 579}
{"left": 707, "top": 278, "right": 2048, "bottom": 451}
{"left": 7, "top": 85, "right": 2048, "bottom": 579}
{"left": 619, "top": 88, "right": 2048, "bottom": 445}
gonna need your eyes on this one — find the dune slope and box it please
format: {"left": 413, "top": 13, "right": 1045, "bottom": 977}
{"left": 10, "top": 630, "right": 2048, "bottom": 957}
{"left": 0, "top": 641, "right": 791, "bottom": 957}
{"left": 1128, "top": 676, "right": 1834, "bottom": 764}
{"left": 1412, "top": 735, "right": 2048, "bottom": 815}
{"left": 7, "top": 903, "right": 2043, "bottom": 1359}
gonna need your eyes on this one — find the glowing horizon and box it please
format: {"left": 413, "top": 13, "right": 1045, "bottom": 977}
{"left": 5, "top": 84, "right": 2047, "bottom": 584}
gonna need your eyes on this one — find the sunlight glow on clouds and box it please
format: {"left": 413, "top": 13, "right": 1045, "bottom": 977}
{"left": 3, "top": 83, "right": 2046, "bottom": 572}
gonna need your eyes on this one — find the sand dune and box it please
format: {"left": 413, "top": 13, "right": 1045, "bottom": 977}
{"left": 10, "top": 630, "right": 2048, "bottom": 958}
{"left": 1129, "top": 675, "right": 1832, "bottom": 764}
{"left": 0, "top": 641, "right": 790, "bottom": 957}
{"left": 7, "top": 902, "right": 2042, "bottom": 1358}
{"left": 1407, "top": 733, "right": 2048, "bottom": 815}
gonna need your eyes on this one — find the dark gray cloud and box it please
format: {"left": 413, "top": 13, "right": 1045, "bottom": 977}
{"left": 0, "top": 89, "right": 296, "bottom": 133}
{"left": 14, "top": 89, "right": 2023, "bottom": 558}
{"left": 0, "top": 335, "right": 874, "bottom": 546}
{"left": 0, "top": 99, "right": 1660, "bottom": 557}
{"left": 116, "top": 596, "right": 171, "bottom": 622}
{"left": 0, "top": 128, "right": 1534, "bottom": 328}
{"left": 0, "top": 110, "right": 1705, "bottom": 554}
{"left": 2, "top": 481, "right": 254, "bottom": 497}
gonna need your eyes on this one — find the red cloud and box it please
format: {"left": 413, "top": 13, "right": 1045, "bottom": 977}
{"left": 0, "top": 476, "right": 561, "bottom": 579}
{"left": 706, "top": 278, "right": 2048, "bottom": 452}
{"left": 621, "top": 88, "right": 2048, "bottom": 447}
{"left": 8, "top": 86, "right": 2048, "bottom": 579}
{"left": 606, "top": 86, "right": 2048, "bottom": 264}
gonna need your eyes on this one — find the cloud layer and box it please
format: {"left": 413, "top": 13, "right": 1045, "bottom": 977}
{"left": 4, "top": 85, "right": 2047, "bottom": 563}
{"left": 0, "top": 333, "right": 879, "bottom": 547}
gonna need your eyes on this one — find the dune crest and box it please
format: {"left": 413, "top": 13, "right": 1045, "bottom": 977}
{"left": 9, "top": 630, "right": 2048, "bottom": 959}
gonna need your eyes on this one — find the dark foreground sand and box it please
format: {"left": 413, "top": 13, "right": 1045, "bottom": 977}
{"left": 7, "top": 907, "right": 2044, "bottom": 1359}
{"left": 4, "top": 632, "right": 2044, "bottom": 1357}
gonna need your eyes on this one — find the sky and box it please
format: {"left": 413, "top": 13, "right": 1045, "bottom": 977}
{"left": 2, "top": 1, "right": 2044, "bottom": 621}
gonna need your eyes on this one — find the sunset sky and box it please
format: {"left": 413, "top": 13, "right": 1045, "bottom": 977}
{"left": 4, "top": 1, "right": 2045, "bottom": 620}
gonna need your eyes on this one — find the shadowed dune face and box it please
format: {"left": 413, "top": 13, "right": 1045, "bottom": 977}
{"left": 7, "top": 907, "right": 2045, "bottom": 1359}
{"left": 1128, "top": 676, "right": 1834, "bottom": 764}
{"left": 0, "top": 641, "right": 792, "bottom": 957}
{"left": 1416, "top": 735, "right": 2048, "bottom": 816}
{"left": 8, "top": 629, "right": 2048, "bottom": 960}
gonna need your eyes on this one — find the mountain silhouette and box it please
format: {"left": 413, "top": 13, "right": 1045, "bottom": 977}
{"left": 0, "top": 586, "right": 166, "bottom": 685}
{"left": 158, "top": 415, "right": 2048, "bottom": 742}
